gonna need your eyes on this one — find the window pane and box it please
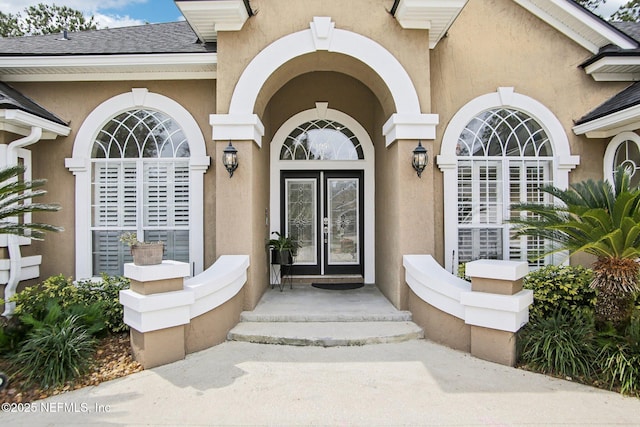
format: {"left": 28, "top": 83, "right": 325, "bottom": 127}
{"left": 280, "top": 120, "right": 364, "bottom": 161}
{"left": 614, "top": 140, "right": 640, "bottom": 188}
{"left": 93, "top": 230, "right": 132, "bottom": 276}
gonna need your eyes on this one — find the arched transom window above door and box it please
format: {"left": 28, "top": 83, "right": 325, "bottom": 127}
{"left": 279, "top": 119, "right": 364, "bottom": 161}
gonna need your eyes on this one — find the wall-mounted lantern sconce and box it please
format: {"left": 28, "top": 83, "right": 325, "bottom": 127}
{"left": 412, "top": 141, "right": 428, "bottom": 178}
{"left": 222, "top": 141, "right": 238, "bottom": 178}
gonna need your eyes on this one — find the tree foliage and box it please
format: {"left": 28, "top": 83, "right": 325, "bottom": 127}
{"left": 0, "top": 3, "right": 97, "bottom": 38}
{"left": 0, "top": 165, "right": 62, "bottom": 240}
{"left": 575, "top": 0, "right": 640, "bottom": 21}
{"left": 511, "top": 166, "right": 640, "bottom": 327}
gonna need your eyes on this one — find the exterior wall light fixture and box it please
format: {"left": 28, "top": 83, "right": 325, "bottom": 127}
{"left": 412, "top": 140, "right": 428, "bottom": 178}
{"left": 223, "top": 141, "right": 238, "bottom": 178}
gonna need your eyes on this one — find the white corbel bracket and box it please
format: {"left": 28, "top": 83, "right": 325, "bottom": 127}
{"left": 210, "top": 114, "right": 265, "bottom": 147}
{"left": 382, "top": 113, "right": 439, "bottom": 146}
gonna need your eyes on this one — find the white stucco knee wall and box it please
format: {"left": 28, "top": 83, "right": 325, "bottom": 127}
{"left": 120, "top": 255, "right": 250, "bottom": 333}
{"left": 403, "top": 255, "right": 533, "bottom": 333}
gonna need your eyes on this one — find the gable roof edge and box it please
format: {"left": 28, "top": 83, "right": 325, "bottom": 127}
{"left": 514, "top": 0, "right": 638, "bottom": 54}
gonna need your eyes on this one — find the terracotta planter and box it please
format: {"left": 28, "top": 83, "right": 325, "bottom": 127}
{"left": 131, "top": 242, "right": 164, "bottom": 266}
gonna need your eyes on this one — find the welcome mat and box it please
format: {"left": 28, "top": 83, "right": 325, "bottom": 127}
{"left": 311, "top": 283, "right": 364, "bottom": 290}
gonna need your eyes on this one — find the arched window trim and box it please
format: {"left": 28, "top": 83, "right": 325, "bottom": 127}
{"left": 66, "top": 88, "right": 210, "bottom": 279}
{"left": 437, "top": 87, "right": 579, "bottom": 273}
{"left": 604, "top": 131, "right": 640, "bottom": 185}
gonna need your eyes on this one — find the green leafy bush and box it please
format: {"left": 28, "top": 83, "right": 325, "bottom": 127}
{"left": 523, "top": 265, "right": 596, "bottom": 321}
{"left": 12, "top": 305, "right": 96, "bottom": 388}
{"left": 518, "top": 309, "right": 597, "bottom": 378}
{"left": 596, "top": 312, "right": 640, "bottom": 396}
{"left": 11, "top": 274, "right": 79, "bottom": 319}
{"left": 10, "top": 273, "right": 129, "bottom": 335}
{"left": 75, "top": 275, "right": 130, "bottom": 333}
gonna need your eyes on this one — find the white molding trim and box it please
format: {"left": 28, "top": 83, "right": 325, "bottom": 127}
{"left": 603, "top": 131, "right": 640, "bottom": 185}
{"left": 0, "top": 109, "right": 70, "bottom": 139}
{"left": 573, "top": 104, "right": 640, "bottom": 138}
{"left": 209, "top": 114, "right": 265, "bottom": 147}
{"left": 514, "top": 0, "right": 637, "bottom": 54}
{"left": 403, "top": 255, "right": 533, "bottom": 333}
{"left": 436, "top": 87, "right": 578, "bottom": 272}
{"left": 176, "top": 0, "right": 250, "bottom": 42}
{"left": 65, "top": 88, "right": 210, "bottom": 279}
{"left": 583, "top": 56, "right": 640, "bottom": 81}
{"left": 269, "top": 108, "right": 376, "bottom": 284}
{"left": 0, "top": 53, "right": 217, "bottom": 82}
{"left": 393, "top": 0, "right": 469, "bottom": 49}
{"left": 228, "top": 16, "right": 423, "bottom": 119}
{"left": 120, "top": 255, "right": 250, "bottom": 332}
{"left": 382, "top": 113, "right": 440, "bottom": 146}
{"left": 465, "top": 259, "right": 528, "bottom": 281}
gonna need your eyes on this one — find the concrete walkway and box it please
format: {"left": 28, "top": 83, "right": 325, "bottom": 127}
{"left": 2, "top": 286, "right": 640, "bottom": 426}
{"left": 2, "top": 340, "right": 640, "bottom": 426}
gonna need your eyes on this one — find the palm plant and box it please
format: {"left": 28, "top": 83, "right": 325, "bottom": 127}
{"left": 510, "top": 166, "right": 640, "bottom": 328}
{"left": 0, "top": 165, "right": 62, "bottom": 239}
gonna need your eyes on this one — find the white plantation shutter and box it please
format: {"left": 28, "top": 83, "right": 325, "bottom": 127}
{"left": 456, "top": 108, "right": 553, "bottom": 268}
{"left": 91, "top": 110, "right": 190, "bottom": 275}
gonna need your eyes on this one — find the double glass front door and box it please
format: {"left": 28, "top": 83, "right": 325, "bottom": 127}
{"left": 282, "top": 170, "right": 364, "bottom": 276}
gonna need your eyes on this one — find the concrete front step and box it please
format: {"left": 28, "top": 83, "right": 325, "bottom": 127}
{"left": 240, "top": 310, "right": 413, "bottom": 323}
{"left": 227, "top": 321, "right": 424, "bottom": 347}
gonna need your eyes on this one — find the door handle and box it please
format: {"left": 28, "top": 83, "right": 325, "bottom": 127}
{"left": 323, "top": 217, "right": 328, "bottom": 243}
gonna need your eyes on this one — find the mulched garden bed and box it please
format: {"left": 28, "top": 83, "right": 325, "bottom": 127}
{"left": 0, "top": 332, "right": 142, "bottom": 404}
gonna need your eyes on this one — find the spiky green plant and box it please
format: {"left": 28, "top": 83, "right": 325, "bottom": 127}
{"left": 518, "top": 309, "right": 597, "bottom": 378}
{"left": 0, "top": 164, "right": 62, "bottom": 239}
{"left": 510, "top": 166, "right": 640, "bottom": 327}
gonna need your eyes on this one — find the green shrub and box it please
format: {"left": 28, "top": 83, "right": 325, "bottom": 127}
{"left": 523, "top": 265, "right": 596, "bottom": 321}
{"left": 596, "top": 312, "right": 640, "bottom": 396}
{"left": 12, "top": 309, "right": 96, "bottom": 388}
{"left": 10, "top": 273, "right": 130, "bottom": 336}
{"left": 75, "top": 274, "right": 130, "bottom": 333}
{"left": 518, "top": 309, "right": 597, "bottom": 378}
{"left": 11, "top": 275, "right": 78, "bottom": 319}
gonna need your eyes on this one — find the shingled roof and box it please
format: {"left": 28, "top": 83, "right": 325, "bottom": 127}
{"left": 0, "top": 21, "right": 215, "bottom": 56}
{"left": 575, "top": 81, "right": 640, "bottom": 125}
{"left": 0, "top": 82, "right": 67, "bottom": 125}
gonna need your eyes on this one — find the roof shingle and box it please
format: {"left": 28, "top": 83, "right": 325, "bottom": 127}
{"left": 575, "top": 81, "right": 640, "bottom": 125}
{"left": 0, "top": 21, "right": 215, "bottom": 56}
{"left": 0, "top": 82, "right": 67, "bottom": 125}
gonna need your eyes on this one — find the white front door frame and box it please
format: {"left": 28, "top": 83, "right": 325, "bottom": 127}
{"left": 270, "top": 107, "right": 375, "bottom": 283}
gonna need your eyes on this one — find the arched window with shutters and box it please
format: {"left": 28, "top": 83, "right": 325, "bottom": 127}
{"left": 437, "top": 88, "right": 579, "bottom": 273}
{"left": 67, "top": 89, "right": 209, "bottom": 279}
{"left": 91, "top": 110, "right": 191, "bottom": 275}
{"left": 455, "top": 108, "right": 554, "bottom": 268}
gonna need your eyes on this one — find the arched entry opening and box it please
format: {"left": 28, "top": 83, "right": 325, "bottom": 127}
{"left": 270, "top": 107, "right": 375, "bottom": 283}
{"left": 211, "top": 16, "right": 437, "bottom": 308}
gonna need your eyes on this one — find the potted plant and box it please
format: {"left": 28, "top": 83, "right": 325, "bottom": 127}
{"left": 266, "top": 231, "right": 300, "bottom": 265}
{"left": 119, "top": 232, "right": 164, "bottom": 266}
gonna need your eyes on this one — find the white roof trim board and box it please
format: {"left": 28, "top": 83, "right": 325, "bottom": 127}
{"left": 573, "top": 104, "right": 640, "bottom": 138}
{"left": 175, "top": 0, "right": 249, "bottom": 42}
{"left": 514, "top": 0, "right": 638, "bottom": 54}
{"left": 583, "top": 57, "right": 640, "bottom": 82}
{"left": 393, "top": 0, "right": 469, "bottom": 49}
{"left": 0, "top": 53, "right": 217, "bottom": 82}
